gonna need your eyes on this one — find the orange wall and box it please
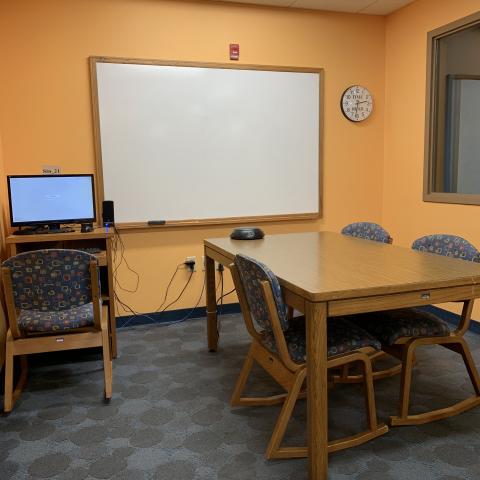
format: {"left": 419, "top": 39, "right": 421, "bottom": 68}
{"left": 2, "top": 0, "right": 479, "bottom": 321}
{"left": 0, "top": 0, "right": 386, "bottom": 315}
{"left": 384, "top": 0, "right": 480, "bottom": 318}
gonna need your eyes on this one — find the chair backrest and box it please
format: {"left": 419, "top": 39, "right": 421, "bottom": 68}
{"left": 2, "top": 249, "right": 98, "bottom": 311}
{"left": 412, "top": 234, "right": 480, "bottom": 262}
{"left": 234, "top": 254, "right": 288, "bottom": 332}
{"left": 341, "top": 222, "right": 392, "bottom": 244}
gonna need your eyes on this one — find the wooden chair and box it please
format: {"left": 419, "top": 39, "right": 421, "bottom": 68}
{"left": 352, "top": 234, "right": 480, "bottom": 426}
{"left": 230, "top": 253, "right": 388, "bottom": 459}
{"left": 2, "top": 249, "right": 112, "bottom": 412}
{"left": 336, "top": 221, "right": 401, "bottom": 384}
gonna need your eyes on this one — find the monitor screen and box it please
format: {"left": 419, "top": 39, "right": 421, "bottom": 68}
{"left": 7, "top": 174, "right": 96, "bottom": 226}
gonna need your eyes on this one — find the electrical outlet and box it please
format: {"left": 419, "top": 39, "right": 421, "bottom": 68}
{"left": 185, "top": 255, "right": 196, "bottom": 272}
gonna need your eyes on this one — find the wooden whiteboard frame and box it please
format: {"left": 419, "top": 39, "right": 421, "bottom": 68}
{"left": 89, "top": 56, "right": 323, "bottom": 230}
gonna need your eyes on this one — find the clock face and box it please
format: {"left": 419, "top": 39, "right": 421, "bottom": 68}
{"left": 341, "top": 85, "right": 373, "bottom": 122}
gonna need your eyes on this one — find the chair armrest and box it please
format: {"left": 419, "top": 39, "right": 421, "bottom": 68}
{"left": 453, "top": 299, "right": 474, "bottom": 336}
{"left": 1, "top": 267, "right": 21, "bottom": 338}
{"left": 89, "top": 261, "right": 102, "bottom": 331}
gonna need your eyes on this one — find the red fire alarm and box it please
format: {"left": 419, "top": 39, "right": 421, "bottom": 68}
{"left": 230, "top": 44, "right": 239, "bottom": 61}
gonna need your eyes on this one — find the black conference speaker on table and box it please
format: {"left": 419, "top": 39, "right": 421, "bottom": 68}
{"left": 102, "top": 200, "right": 115, "bottom": 227}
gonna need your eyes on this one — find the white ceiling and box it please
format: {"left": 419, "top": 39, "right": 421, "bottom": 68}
{"left": 217, "top": 0, "right": 416, "bottom": 15}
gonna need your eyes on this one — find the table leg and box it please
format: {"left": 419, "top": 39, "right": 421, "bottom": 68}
{"left": 205, "top": 249, "right": 218, "bottom": 352}
{"left": 306, "top": 301, "right": 328, "bottom": 480}
{"left": 108, "top": 305, "right": 117, "bottom": 359}
{"left": 106, "top": 238, "right": 117, "bottom": 359}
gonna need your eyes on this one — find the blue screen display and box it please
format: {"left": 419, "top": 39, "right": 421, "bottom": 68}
{"left": 9, "top": 176, "right": 95, "bottom": 224}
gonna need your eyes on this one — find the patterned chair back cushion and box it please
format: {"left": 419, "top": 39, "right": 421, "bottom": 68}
{"left": 234, "top": 254, "right": 288, "bottom": 332}
{"left": 412, "top": 234, "right": 480, "bottom": 262}
{"left": 3, "top": 249, "right": 98, "bottom": 311}
{"left": 341, "top": 222, "right": 392, "bottom": 244}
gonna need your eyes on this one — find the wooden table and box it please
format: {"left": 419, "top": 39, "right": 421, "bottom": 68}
{"left": 204, "top": 231, "right": 480, "bottom": 480}
{"left": 6, "top": 227, "right": 118, "bottom": 358}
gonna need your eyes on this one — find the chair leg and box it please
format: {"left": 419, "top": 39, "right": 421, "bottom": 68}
{"left": 19, "top": 355, "right": 28, "bottom": 373}
{"left": 266, "top": 368, "right": 307, "bottom": 459}
{"left": 458, "top": 338, "right": 480, "bottom": 396}
{"left": 4, "top": 332, "right": 14, "bottom": 413}
{"left": 362, "top": 353, "right": 378, "bottom": 431}
{"left": 230, "top": 344, "right": 255, "bottom": 406}
{"left": 12, "top": 356, "right": 29, "bottom": 408}
{"left": 391, "top": 338, "right": 480, "bottom": 426}
{"left": 231, "top": 344, "right": 290, "bottom": 407}
{"left": 339, "top": 364, "right": 350, "bottom": 381}
{"left": 328, "top": 356, "right": 388, "bottom": 454}
{"left": 101, "top": 319, "right": 113, "bottom": 401}
{"left": 332, "top": 351, "right": 403, "bottom": 384}
{"left": 266, "top": 356, "right": 389, "bottom": 458}
{"left": 398, "top": 342, "right": 416, "bottom": 420}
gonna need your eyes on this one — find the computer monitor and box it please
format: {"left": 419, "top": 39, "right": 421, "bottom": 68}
{"left": 7, "top": 174, "right": 96, "bottom": 233}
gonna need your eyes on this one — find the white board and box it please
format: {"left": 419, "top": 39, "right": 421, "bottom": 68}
{"left": 93, "top": 59, "right": 321, "bottom": 224}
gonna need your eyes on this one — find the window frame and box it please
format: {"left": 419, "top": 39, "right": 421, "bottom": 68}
{"left": 424, "top": 11, "right": 480, "bottom": 205}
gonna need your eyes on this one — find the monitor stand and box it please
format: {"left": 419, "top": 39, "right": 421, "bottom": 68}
{"left": 13, "top": 224, "right": 75, "bottom": 235}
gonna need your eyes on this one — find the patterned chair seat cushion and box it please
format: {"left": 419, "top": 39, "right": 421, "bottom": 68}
{"left": 18, "top": 302, "right": 95, "bottom": 333}
{"left": 350, "top": 308, "right": 451, "bottom": 346}
{"left": 261, "top": 317, "right": 381, "bottom": 363}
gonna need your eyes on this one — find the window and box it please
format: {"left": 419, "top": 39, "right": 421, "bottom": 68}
{"left": 424, "top": 12, "right": 480, "bottom": 204}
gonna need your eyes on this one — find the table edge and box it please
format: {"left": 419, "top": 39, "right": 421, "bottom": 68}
{"left": 204, "top": 241, "right": 480, "bottom": 302}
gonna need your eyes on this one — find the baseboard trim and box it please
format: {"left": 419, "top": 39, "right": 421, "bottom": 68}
{"left": 420, "top": 305, "right": 480, "bottom": 334}
{"left": 116, "top": 303, "right": 241, "bottom": 328}
{"left": 116, "top": 303, "right": 479, "bottom": 333}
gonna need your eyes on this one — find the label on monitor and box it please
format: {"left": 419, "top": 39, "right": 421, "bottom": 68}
{"left": 42, "top": 165, "right": 61, "bottom": 174}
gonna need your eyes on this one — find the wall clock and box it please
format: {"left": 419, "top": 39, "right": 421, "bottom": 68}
{"left": 340, "top": 85, "right": 373, "bottom": 122}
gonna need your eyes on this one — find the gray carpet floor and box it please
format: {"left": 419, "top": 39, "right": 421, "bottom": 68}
{"left": 1, "top": 313, "right": 480, "bottom": 480}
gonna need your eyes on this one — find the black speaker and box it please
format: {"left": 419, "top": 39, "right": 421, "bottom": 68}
{"left": 102, "top": 200, "right": 115, "bottom": 227}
